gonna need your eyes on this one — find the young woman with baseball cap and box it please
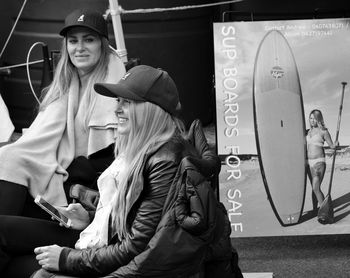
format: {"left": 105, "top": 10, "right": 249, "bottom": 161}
{"left": 0, "top": 9, "right": 126, "bottom": 217}
{"left": 30, "top": 65, "right": 201, "bottom": 276}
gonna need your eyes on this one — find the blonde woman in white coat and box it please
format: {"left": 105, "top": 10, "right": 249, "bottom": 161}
{"left": 0, "top": 9, "right": 125, "bottom": 217}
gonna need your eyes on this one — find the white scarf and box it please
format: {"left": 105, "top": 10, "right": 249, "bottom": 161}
{"left": 0, "top": 54, "right": 125, "bottom": 206}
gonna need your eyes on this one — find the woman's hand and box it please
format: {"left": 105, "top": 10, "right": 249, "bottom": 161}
{"left": 34, "top": 244, "right": 63, "bottom": 271}
{"left": 334, "top": 140, "right": 339, "bottom": 149}
{"left": 56, "top": 203, "right": 90, "bottom": 230}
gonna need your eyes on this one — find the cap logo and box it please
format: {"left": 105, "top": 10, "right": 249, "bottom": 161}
{"left": 77, "top": 14, "right": 84, "bottom": 22}
{"left": 121, "top": 72, "right": 131, "bottom": 80}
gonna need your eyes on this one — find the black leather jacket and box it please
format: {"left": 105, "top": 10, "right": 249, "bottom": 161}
{"left": 58, "top": 131, "right": 199, "bottom": 276}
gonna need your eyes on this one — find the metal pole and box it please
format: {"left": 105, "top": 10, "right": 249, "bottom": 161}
{"left": 109, "top": 0, "right": 128, "bottom": 63}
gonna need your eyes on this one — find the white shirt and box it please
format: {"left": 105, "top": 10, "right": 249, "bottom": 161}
{"left": 75, "top": 154, "right": 125, "bottom": 249}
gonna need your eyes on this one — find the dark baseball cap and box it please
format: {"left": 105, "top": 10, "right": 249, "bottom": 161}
{"left": 94, "top": 65, "right": 181, "bottom": 115}
{"left": 59, "top": 9, "right": 108, "bottom": 39}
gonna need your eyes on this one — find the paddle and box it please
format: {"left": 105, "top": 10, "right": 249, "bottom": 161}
{"left": 318, "top": 82, "right": 347, "bottom": 224}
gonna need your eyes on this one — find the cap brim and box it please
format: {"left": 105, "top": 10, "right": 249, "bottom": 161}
{"left": 94, "top": 83, "right": 145, "bottom": 101}
{"left": 59, "top": 25, "right": 108, "bottom": 38}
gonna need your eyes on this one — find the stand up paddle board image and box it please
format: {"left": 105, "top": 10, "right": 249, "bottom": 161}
{"left": 253, "top": 30, "right": 307, "bottom": 226}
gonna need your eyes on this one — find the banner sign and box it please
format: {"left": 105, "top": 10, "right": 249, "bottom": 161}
{"left": 213, "top": 18, "right": 350, "bottom": 237}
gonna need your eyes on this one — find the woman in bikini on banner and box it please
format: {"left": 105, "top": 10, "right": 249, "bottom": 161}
{"left": 306, "top": 109, "right": 337, "bottom": 221}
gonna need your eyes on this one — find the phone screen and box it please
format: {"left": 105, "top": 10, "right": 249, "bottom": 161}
{"left": 34, "top": 195, "right": 70, "bottom": 227}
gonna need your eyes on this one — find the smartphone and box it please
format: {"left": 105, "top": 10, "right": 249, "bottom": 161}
{"left": 34, "top": 195, "right": 72, "bottom": 228}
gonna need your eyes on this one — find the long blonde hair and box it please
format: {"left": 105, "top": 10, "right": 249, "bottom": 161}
{"left": 112, "top": 101, "right": 178, "bottom": 239}
{"left": 39, "top": 35, "right": 112, "bottom": 127}
{"left": 309, "top": 109, "right": 326, "bottom": 130}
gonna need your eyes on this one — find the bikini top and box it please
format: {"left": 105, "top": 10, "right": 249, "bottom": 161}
{"left": 306, "top": 131, "right": 324, "bottom": 147}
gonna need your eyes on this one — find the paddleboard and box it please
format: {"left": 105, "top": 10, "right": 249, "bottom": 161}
{"left": 253, "top": 30, "right": 306, "bottom": 226}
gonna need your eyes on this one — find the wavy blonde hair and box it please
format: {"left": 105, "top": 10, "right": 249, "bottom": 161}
{"left": 39, "top": 35, "right": 112, "bottom": 127}
{"left": 112, "top": 101, "right": 179, "bottom": 239}
{"left": 310, "top": 109, "right": 326, "bottom": 130}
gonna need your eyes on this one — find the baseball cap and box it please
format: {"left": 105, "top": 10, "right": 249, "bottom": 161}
{"left": 94, "top": 65, "right": 181, "bottom": 115}
{"left": 59, "top": 9, "right": 108, "bottom": 39}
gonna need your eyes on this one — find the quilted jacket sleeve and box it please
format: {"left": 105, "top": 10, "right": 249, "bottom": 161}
{"left": 58, "top": 156, "right": 178, "bottom": 276}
